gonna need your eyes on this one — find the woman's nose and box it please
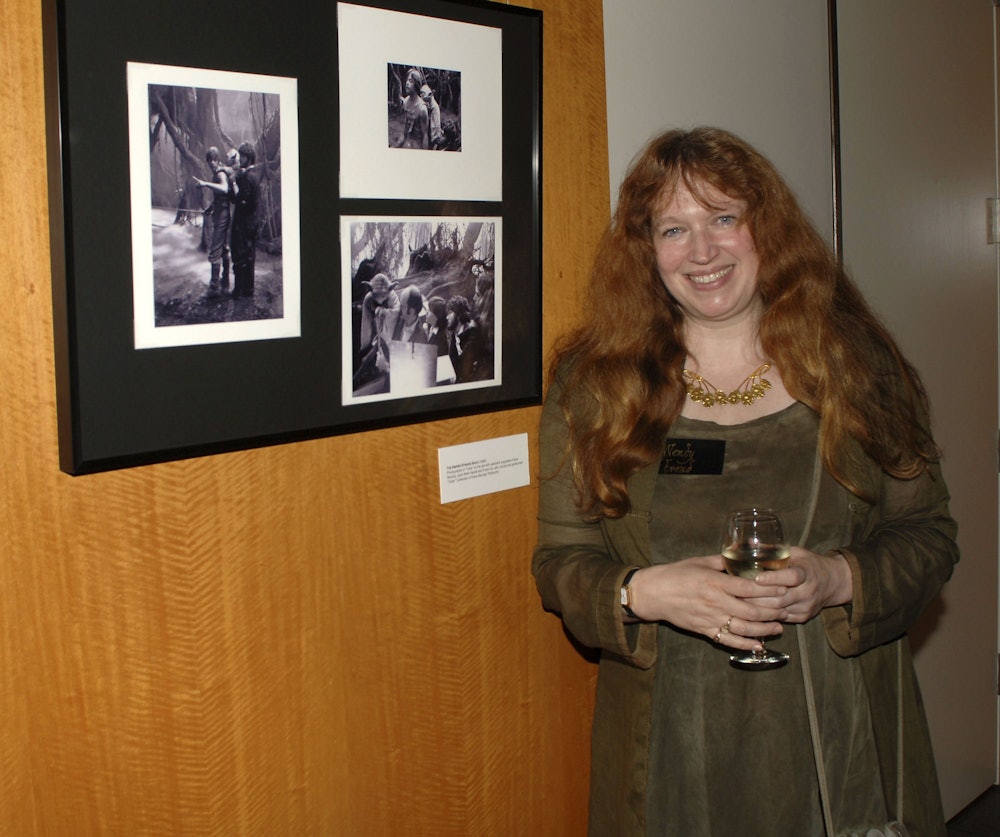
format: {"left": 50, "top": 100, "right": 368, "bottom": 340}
{"left": 688, "top": 228, "right": 718, "bottom": 263}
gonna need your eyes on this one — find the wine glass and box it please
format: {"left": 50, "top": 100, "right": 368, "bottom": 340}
{"left": 722, "top": 508, "right": 790, "bottom": 668}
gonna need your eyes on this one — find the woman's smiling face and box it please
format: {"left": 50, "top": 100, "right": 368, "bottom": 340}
{"left": 651, "top": 179, "right": 761, "bottom": 330}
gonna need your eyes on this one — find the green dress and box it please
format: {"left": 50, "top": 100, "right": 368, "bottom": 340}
{"left": 534, "top": 358, "right": 957, "bottom": 835}
{"left": 645, "top": 403, "right": 888, "bottom": 836}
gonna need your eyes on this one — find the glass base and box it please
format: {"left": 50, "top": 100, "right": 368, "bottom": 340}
{"left": 729, "top": 650, "right": 789, "bottom": 669}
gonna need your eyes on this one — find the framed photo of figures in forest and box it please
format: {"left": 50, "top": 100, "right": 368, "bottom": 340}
{"left": 42, "top": 0, "right": 541, "bottom": 474}
{"left": 342, "top": 216, "right": 501, "bottom": 405}
{"left": 337, "top": 1, "right": 502, "bottom": 201}
{"left": 125, "top": 62, "right": 301, "bottom": 349}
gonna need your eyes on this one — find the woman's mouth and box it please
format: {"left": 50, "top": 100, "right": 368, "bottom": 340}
{"left": 687, "top": 265, "right": 732, "bottom": 285}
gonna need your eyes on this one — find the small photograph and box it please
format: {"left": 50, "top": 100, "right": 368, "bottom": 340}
{"left": 344, "top": 216, "right": 500, "bottom": 404}
{"left": 127, "top": 62, "right": 300, "bottom": 349}
{"left": 338, "top": 1, "right": 502, "bottom": 201}
{"left": 388, "top": 63, "right": 461, "bottom": 151}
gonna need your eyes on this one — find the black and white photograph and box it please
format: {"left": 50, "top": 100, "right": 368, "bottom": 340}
{"left": 127, "top": 62, "right": 301, "bottom": 349}
{"left": 45, "top": 0, "right": 538, "bottom": 473}
{"left": 388, "top": 63, "right": 461, "bottom": 151}
{"left": 338, "top": 2, "right": 501, "bottom": 201}
{"left": 344, "top": 216, "right": 500, "bottom": 404}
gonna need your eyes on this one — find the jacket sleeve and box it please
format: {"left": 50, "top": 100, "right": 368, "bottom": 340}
{"left": 531, "top": 370, "right": 658, "bottom": 667}
{"left": 822, "top": 451, "right": 959, "bottom": 657}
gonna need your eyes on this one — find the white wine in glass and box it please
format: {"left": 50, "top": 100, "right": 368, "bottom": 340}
{"left": 722, "top": 508, "right": 790, "bottom": 668}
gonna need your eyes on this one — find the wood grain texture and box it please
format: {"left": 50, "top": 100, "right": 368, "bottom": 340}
{"left": 1, "top": 0, "right": 608, "bottom": 833}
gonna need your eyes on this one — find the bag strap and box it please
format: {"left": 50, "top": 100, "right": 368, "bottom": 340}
{"left": 799, "top": 628, "right": 838, "bottom": 835}
{"left": 794, "top": 439, "right": 835, "bottom": 833}
{"left": 795, "top": 437, "right": 906, "bottom": 836}
{"left": 895, "top": 640, "right": 904, "bottom": 821}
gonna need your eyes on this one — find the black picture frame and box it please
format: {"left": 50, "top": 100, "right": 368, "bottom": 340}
{"left": 42, "top": 0, "right": 542, "bottom": 475}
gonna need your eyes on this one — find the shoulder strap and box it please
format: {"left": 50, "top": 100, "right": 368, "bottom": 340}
{"left": 795, "top": 434, "right": 907, "bottom": 836}
{"left": 795, "top": 439, "right": 837, "bottom": 833}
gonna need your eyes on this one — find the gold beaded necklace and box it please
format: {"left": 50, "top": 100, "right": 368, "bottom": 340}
{"left": 683, "top": 362, "right": 772, "bottom": 408}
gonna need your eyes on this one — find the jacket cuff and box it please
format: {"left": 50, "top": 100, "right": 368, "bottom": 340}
{"left": 597, "top": 565, "right": 657, "bottom": 668}
{"left": 821, "top": 548, "right": 867, "bottom": 656}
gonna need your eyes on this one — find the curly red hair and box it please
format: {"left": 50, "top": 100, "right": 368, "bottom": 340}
{"left": 551, "top": 127, "right": 938, "bottom": 520}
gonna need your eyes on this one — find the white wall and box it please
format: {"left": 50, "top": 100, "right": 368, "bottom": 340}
{"left": 603, "top": 0, "right": 999, "bottom": 817}
{"left": 603, "top": 0, "right": 833, "bottom": 240}
{"left": 836, "top": 0, "right": 998, "bottom": 813}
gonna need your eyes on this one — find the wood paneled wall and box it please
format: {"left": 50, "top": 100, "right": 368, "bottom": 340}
{"left": 0, "top": 0, "right": 608, "bottom": 833}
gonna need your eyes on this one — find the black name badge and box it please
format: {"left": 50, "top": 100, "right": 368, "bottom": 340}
{"left": 659, "top": 438, "right": 726, "bottom": 475}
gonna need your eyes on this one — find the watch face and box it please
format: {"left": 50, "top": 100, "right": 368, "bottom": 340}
{"left": 620, "top": 586, "right": 629, "bottom": 606}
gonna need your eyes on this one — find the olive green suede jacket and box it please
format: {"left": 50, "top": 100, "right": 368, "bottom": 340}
{"left": 532, "top": 372, "right": 959, "bottom": 837}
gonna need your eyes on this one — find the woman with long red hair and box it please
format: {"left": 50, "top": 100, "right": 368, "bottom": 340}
{"left": 533, "top": 127, "right": 957, "bottom": 836}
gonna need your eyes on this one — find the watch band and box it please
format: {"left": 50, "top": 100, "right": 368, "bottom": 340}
{"left": 620, "top": 566, "right": 641, "bottom": 618}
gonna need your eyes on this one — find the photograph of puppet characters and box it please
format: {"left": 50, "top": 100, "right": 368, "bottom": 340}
{"left": 348, "top": 218, "right": 496, "bottom": 401}
{"left": 146, "top": 82, "right": 284, "bottom": 324}
{"left": 387, "top": 63, "right": 461, "bottom": 151}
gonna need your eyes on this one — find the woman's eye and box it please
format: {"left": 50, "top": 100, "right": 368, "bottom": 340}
{"left": 661, "top": 227, "right": 682, "bottom": 238}
{"left": 716, "top": 214, "right": 737, "bottom": 226}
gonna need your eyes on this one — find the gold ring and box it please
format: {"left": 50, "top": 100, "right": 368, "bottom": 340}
{"left": 714, "top": 632, "right": 723, "bottom": 643}
{"left": 721, "top": 616, "right": 733, "bottom": 634}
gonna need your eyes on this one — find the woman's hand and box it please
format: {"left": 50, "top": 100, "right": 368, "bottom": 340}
{"left": 752, "top": 547, "right": 853, "bottom": 623}
{"left": 626, "top": 555, "right": 789, "bottom": 652}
